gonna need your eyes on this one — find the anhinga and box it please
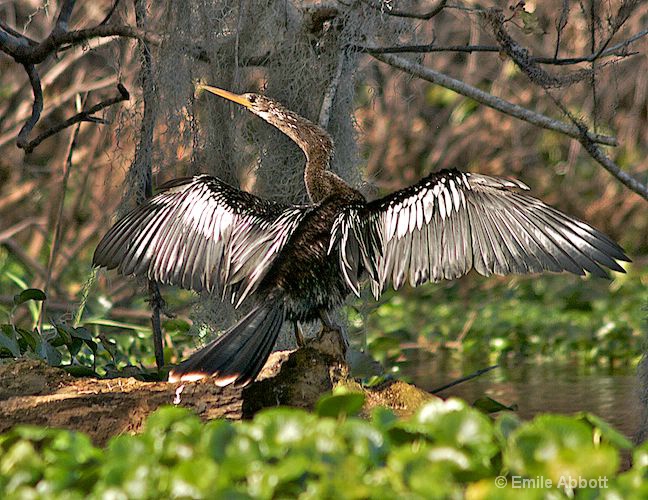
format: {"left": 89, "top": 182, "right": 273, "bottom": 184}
{"left": 93, "top": 85, "right": 629, "bottom": 387}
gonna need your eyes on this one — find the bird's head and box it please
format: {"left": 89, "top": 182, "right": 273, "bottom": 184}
{"left": 197, "top": 84, "right": 271, "bottom": 115}
{"left": 197, "top": 84, "right": 333, "bottom": 161}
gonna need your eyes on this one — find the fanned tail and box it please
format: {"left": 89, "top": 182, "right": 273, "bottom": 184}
{"left": 169, "top": 302, "right": 285, "bottom": 387}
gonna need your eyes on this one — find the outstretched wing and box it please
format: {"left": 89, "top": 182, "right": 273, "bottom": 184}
{"left": 330, "top": 169, "right": 629, "bottom": 297}
{"left": 93, "top": 175, "right": 308, "bottom": 307}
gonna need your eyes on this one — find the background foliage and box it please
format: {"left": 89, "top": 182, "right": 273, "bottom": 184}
{"left": 0, "top": 0, "right": 646, "bottom": 376}
{"left": 1, "top": 1, "right": 647, "bottom": 493}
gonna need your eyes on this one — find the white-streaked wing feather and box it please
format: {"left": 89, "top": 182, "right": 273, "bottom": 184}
{"left": 94, "top": 175, "right": 308, "bottom": 307}
{"left": 331, "top": 169, "right": 628, "bottom": 298}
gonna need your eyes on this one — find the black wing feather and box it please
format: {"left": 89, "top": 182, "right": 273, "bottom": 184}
{"left": 94, "top": 175, "right": 309, "bottom": 306}
{"left": 330, "top": 169, "right": 629, "bottom": 297}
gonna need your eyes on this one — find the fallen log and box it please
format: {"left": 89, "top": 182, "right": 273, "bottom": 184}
{"left": 0, "top": 328, "right": 436, "bottom": 445}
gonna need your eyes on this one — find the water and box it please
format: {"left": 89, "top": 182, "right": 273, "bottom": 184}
{"left": 401, "top": 352, "right": 643, "bottom": 439}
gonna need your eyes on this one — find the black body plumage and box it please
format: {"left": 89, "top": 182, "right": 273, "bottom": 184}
{"left": 93, "top": 86, "right": 629, "bottom": 387}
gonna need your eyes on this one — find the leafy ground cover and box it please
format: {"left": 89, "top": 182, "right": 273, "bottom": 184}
{"left": 355, "top": 263, "right": 647, "bottom": 374}
{"left": 1, "top": 250, "right": 645, "bottom": 499}
{"left": 1, "top": 394, "right": 645, "bottom": 499}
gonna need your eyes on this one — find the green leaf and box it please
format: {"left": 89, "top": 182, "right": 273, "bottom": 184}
{"left": 54, "top": 324, "right": 73, "bottom": 345}
{"left": 36, "top": 338, "right": 62, "bottom": 366}
{"left": 13, "top": 288, "right": 46, "bottom": 306}
{"left": 67, "top": 338, "right": 83, "bottom": 357}
{"left": 473, "top": 397, "right": 516, "bottom": 414}
{"left": 162, "top": 318, "right": 191, "bottom": 333}
{"left": 70, "top": 327, "right": 93, "bottom": 341}
{"left": 506, "top": 415, "right": 619, "bottom": 482}
{"left": 579, "top": 412, "right": 633, "bottom": 450}
{"left": 83, "top": 339, "right": 98, "bottom": 354}
{"left": 495, "top": 413, "right": 521, "bottom": 444}
{"left": 520, "top": 10, "right": 545, "bottom": 35}
{"left": 15, "top": 327, "right": 40, "bottom": 350}
{"left": 316, "top": 392, "right": 365, "bottom": 418}
{"left": 0, "top": 325, "right": 21, "bottom": 356}
{"left": 83, "top": 318, "right": 151, "bottom": 333}
{"left": 63, "top": 365, "right": 98, "bottom": 377}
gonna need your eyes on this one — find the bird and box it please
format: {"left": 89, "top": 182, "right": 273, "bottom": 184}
{"left": 93, "top": 84, "right": 630, "bottom": 387}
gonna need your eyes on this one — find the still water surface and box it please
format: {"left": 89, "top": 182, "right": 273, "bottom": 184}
{"left": 402, "top": 354, "right": 642, "bottom": 439}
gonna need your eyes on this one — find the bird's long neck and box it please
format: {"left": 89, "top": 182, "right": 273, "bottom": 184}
{"left": 302, "top": 139, "right": 344, "bottom": 204}
{"left": 262, "top": 108, "right": 362, "bottom": 203}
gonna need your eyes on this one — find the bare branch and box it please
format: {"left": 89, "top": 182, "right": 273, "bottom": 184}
{"left": 21, "top": 84, "right": 130, "bottom": 154}
{"left": 53, "top": 0, "right": 77, "bottom": 35}
{"left": 554, "top": 0, "right": 570, "bottom": 59}
{"left": 362, "top": 0, "right": 447, "bottom": 20}
{"left": 591, "top": 0, "right": 641, "bottom": 60}
{"left": 590, "top": 27, "right": 648, "bottom": 59}
{"left": 477, "top": 5, "right": 647, "bottom": 201}
{"left": 15, "top": 25, "right": 158, "bottom": 64}
{"left": 372, "top": 53, "right": 618, "bottom": 146}
{"left": 355, "top": 28, "right": 647, "bottom": 65}
{"left": 99, "top": 0, "right": 123, "bottom": 26}
{"left": 0, "top": 218, "right": 43, "bottom": 243}
{"left": 356, "top": 44, "right": 500, "bottom": 55}
{"left": 482, "top": 9, "right": 591, "bottom": 88}
{"left": 39, "top": 109, "right": 84, "bottom": 332}
{"left": 1, "top": 238, "right": 50, "bottom": 285}
{"left": 134, "top": 0, "right": 164, "bottom": 372}
{"left": 579, "top": 138, "right": 648, "bottom": 201}
{"left": 431, "top": 365, "right": 498, "bottom": 394}
{"left": 0, "top": 26, "right": 30, "bottom": 56}
{"left": 0, "top": 19, "right": 37, "bottom": 46}
{"left": 0, "top": 0, "right": 146, "bottom": 152}
{"left": 547, "top": 94, "right": 648, "bottom": 201}
{"left": 16, "top": 64, "right": 43, "bottom": 149}
{"left": 319, "top": 51, "right": 346, "bottom": 128}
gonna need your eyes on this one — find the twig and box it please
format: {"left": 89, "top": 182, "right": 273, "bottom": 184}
{"left": 0, "top": 0, "right": 143, "bottom": 152}
{"left": 0, "top": 218, "right": 43, "bottom": 243}
{"left": 547, "top": 93, "right": 648, "bottom": 201}
{"left": 0, "top": 19, "right": 37, "bottom": 46}
{"left": 482, "top": 9, "right": 591, "bottom": 88}
{"left": 16, "top": 64, "right": 43, "bottom": 149}
{"left": 589, "top": 0, "right": 640, "bottom": 61}
{"left": 431, "top": 365, "right": 498, "bottom": 394}
{"left": 579, "top": 138, "right": 648, "bottom": 201}
{"left": 99, "top": 0, "right": 123, "bottom": 26}
{"left": 135, "top": 0, "right": 165, "bottom": 372}
{"left": 21, "top": 83, "right": 130, "bottom": 153}
{"left": 0, "top": 180, "right": 38, "bottom": 213}
{"left": 0, "top": 294, "right": 184, "bottom": 322}
{"left": 0, "top": 238, "right": 50, "bottom": 285}
{"left": 479, "top": 8, "right": 648, "bottom": 202}
{"left": 319, "top": 50, "right": 346, "bottom": 128}
{"left": 38, "top": 107, "right": 85, "bottom": 333}
{"left": 372, "top": 53, "right": 618, "bottom": 146}
{"left": 554, "top": 0, "right": 570, "bottom": 60}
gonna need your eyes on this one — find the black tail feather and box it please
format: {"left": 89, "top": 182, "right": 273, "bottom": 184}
{"left": 169, "top": 303, "right": 285, "bottom": 387}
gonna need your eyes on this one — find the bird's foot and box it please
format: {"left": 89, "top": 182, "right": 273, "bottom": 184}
{"left": 305, "top": 311, "right": 348, "bottom": 362}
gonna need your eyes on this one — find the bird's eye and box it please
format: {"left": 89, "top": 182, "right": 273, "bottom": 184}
{"left": 247, "top": 94, "right": 257, "bottom": 103}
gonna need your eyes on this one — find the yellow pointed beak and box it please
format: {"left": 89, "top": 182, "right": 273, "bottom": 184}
{"left": 197, "top": 84, "right": 251, "bottom": 108}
